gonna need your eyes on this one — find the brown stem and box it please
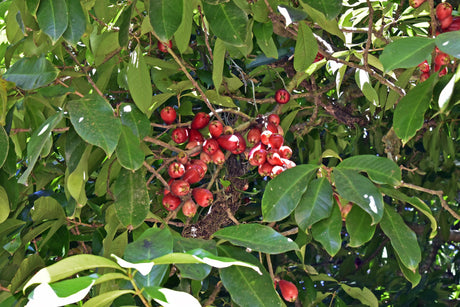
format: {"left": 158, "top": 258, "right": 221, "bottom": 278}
{"left": 143, "top": 161, "right": 170, "bottom": 190}
{"left": 364, "top": 0, "right": 375, "bottom": 69}
{"left": 204, "top": 281, "right": 223, "bottom": 307}
{"left": 198, "top": 5, "right": 213, "bottom": 61}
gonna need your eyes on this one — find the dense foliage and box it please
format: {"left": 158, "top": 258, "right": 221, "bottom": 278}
{"left": 0, "top": 0, "right": 459, "bottom": 306}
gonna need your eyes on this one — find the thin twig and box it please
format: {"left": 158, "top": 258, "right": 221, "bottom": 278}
{"left": 364, "top": 0, "right": 375, "bottom": 69}
{"left": 143, "top": 161, "right": 170, "bottom": 189}
{"left": 266, "top": 253, "right": 275, "bottom": 282}
{"left": 204, "top": 281, "right": 223, "bottom": 307}
{"left": 198, "top": 5, "right": 213, "bottom": 61}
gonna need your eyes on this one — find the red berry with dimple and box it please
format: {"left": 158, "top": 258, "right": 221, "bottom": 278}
{"left": 209, "top": 120, "right": 224, "bottom": 138}
{"left": 189, "top": 129, "right": 204, "bottom": 143}
{"left": 267, "top": 150, "right": 283, "bottom": 166}
{"left": 275, "top": 89, "right": 290, "bottom": 104}
{"left": 247, "top": 127, "right": 262, "bottom": 145}
{"left": 172, "top": 127, "right": 189, "bottom": 144}
{"left": 182, "top": 167, "right": 202, "bottom": 184}
{"left": 162, "top": 194, "right": 181, "bottom": 211}
{"left": 270, "top": 165, "right": 285, "bottom": 178}
{"left": 217, "top": 134, "right": 239, "bottom": 151}
{"left": 436, "top": 3, "right": 453, "bottom": 21}
{"left": 158, "top": 40, "right": 172, "bottom": 52}
{"left": 266, "top": 122, "right": 278, "bottom": 134}
{"left": 435, "top": 52, "right": 450, "bottom": 66}
{"left": 160, "top": 106, "right": 176, "bottom": 124}
{"left": 192, "top": 188, "right": 214, "bottom": 207}
{"left": 260, "top": 130, "right": 272, "bottom": 145}
{"left": 278, "top": 280, "right": 298, "bottom": 303}
{"left": 211, "top": 149, "right": 226, "bottom": 165}
{"left": 269, "top": 133, "right": 284, "bottom": 149}
{"left": 279, "top": 146, "right": 292, "bottom": 159}
{"left": 168, "top": 161, "right": 185, "bottom": 178}
{"left": 203, "top": 139, "right": 219, "bottom": 155}
{"left": 170, "top": 179, "right": 190, "bottom": 196}
{"left": 268, "top": 114, "right": 280, "bottom": 126}
{"left": 176, "top": 151, "right": 189, "bottom": 164}
{"left": 200, "top": 151, "right": 212, "bottom": 164}
{"left": 190, "top": 159, "right": 208, "bottom": 175}
{"left": 191, "top": 112, "right": 210, "bottom": 130}
{"left": 418, "top": 60, "right": 430, "bottom": 73}
{"left": 249, "top": 148, "right": 267, "bottom": 166}
{"left": 182, "top": 198, "right": 198, "bottom": 217}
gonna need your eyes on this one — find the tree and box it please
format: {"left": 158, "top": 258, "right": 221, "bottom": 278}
{"left": 0, "top": 0, "right": 459, "bottom": 306}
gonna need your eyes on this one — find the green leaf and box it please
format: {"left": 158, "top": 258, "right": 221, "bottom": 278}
{"left": 10, "top": 254, "right": 45, "bottom": 293}
{"left": 4, "top": 56, "right": 59, "bottom": 90}
{"left": 145, "top": 287, "right": 201, "bottom": 307}
{"left": 345, "top": 206, "right": 376, "bottom": 247}
{"left": 218, "top": 245, "right": 285, "bottom": 307}
{"left": 355, "top": 68, "right": 379, "bottom": 106}
{"left": 81, "top": 290, "right": 135, "bottom": 307}
{"left": 438, "top": 66, "right": 460, "bottom": 112}
{"left": 262, "top": 164, "right": 318, "bottom": 222}
{"left": 212, "top": 38, "right": 226, "bottom": 93}
{"left": 66, "top": 145, "right": 91, "bottom": 205}
{"left": 202, "top": 1, "right": 248, "bottom": 46}
{"left": 213, "top": 224, "right": 299, "bottom": 254}
{"left": 63, "top": 0, "right": 86, "bottom": 45}
{"left": 112, "top": 168, "right": 149, "bottom": 228}
{"left": 380, "top": 37, "right": 435, "bottom": 72}
{"left": 149, "top": 0, "right": 183, "bottom": 42}
{"left": 37, "top": 0, "right": 68, "bottom": 43}
{"left": 205, "top": 90, "right": 237, "bottom": 107}
{"left": 340, "top": 284, "right": 378, "bottom": 307}
{"left": 0, "top": 186, "right": 9, "bottom": 224}
{"left": 436, "top": 31, "right": 460, "bottom": 59}
{"left": 173, "top": 235, "right": 216, "bottom": 280}
{"left": 18, "top": 111, "right": 64, "bottom": 185}
{"left": 149, "top": 93, "right": 176, "bottom": 114}
{"left": 294, "top": 22, "right": 317, "bottom": 72}
{"left": 67, "top": 96, "right": 122, "bottom": 157}
{"left": 295, "top": 177, "right": 333, "bottom": 231}
{"left": 127, "top": 46, "right": 153, "bottom": 114}
{"left": 175, "top": 0, "right": 194, "bottom": 54}
{"left": 116, "top": 126, "right": 144, "bottom": 171}
{"left": 395, "top": 253, "right": 421, "bottom": 288}
{"left": 301, "top": 0, "right": 342, "bottom": 20}
{"left": 380, "top": 187, "right": 437, "bottom": 239}
{"left": 119, "top": 103, "right": 151, "bottom": 139}
{"left": 300, "top": 3, "right": 345, "bottom": 40}
{"left": 311, "top": 204, "right": 342, "bottom": 256}
{"left": 393, "top": 74, "right": 436, "bottom": 145}
{"left": 380, "top": 204, "right": 421, "bottom": 271}
{"left": 0, "top": 125, "right": 8, "bottom": 168}
{"left": 253, "top": 22, "right": 278, "bottom": 59}
{"left": 23, "top": 255, "right": 123, "bottom": 291}
{"left": 337, "top": 155, "right": 401, "bottom": 186}
{"left": 333, "top": 169, "right": 384, "bottom": 225}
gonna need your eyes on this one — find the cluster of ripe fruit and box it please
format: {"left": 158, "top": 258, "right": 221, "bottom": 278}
{"left": 159, "top": 89, "right": 296, "bottom": 216}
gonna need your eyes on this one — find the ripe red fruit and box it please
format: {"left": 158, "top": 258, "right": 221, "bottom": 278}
{"left": 209, "top": 120, "right": 224, "bottom": 138}
{"left": 281, "top": 158, "right": 296, "bottom": 169}
{"left": 182, "top": 167, "right": 202, "bottom": 184}
{"left": 170, "top": 179, "right": 190, "bottom": 196}
{"left": 440, "top": 15, "right": 453, "bottom": 29}
{"left": 268, "top": 133, "right": 284, "bottom": 149}
{"left": 278, "top": 280, "right": 298, "bottom": 303}
{"left": 172, "top": 127, "right": 189, "bottom": 144}
{"left": 418, "top": 60, "right": 430, "bottom": 73}
{"left": 247, "top": 127, "right": 262, "bottom": 145}
{"left": 185, "top": 141, "right": 202, "bottom": 157}
{"left": 217, "top": 134, "right": 239, "bottom": 151}
{"left": 267, "top": 150, "right": 283, "bottom": 166}
{"left": 162, "top": 194, "right": 181, "bottom": 211}
{"left": 231, "top": 133, "right": 247, "bottom": 155}
{"left": 268, "top": 114, "right": 280, "bottom": 126}
{"left": 438, "top": 67, "right": 448, "bottom": 77}
{"left": 445, "top": 17, "right": 460, "bottom": 32}
{"left": 258, "top": 162, "right": 273, "bottom": 177}
{"left": 160, "top": 106, "right": 176, "bottom": 124}
{"left": 420, "top": 72, "right": 430, "bottom": 82}
{"left": 176, "top": 151, "right": 189, "bottom": 164}
{"left": 182, "top": 198, "right": 198, "bottom": 217}
{"left": 275, "top": 89, "right": 290, "bottom": 104}
{"left": 314, "top": 52, "right": 324, "bottom": 62}
{"left": 270, "top": 165, "right": 285, "bottom": 178}
{"left": 158, "top": 40, "right": 172, "bottom": 52}
{"left": 190, "top": 159, "right": 208, "bottom": 175}
{"left": 192, "top": 188, "right": 213, "bottom": 207}
{"left": 435, "top": 52, "right": 450, "bottom": 66}
{"left": 200, "top": 151, "right": 212, "bottom": 164}
{"left": 266, "top": 122, "right": 278, "bottom": 134}
{"left": 436, "top": 3, "right": 453, "bottom": 21}
{"left": 409, "top": 0, "right": 425, "bottom": 8}
{"left": 191, "top": 112, "right": 210, "bottom": 130}
{"left": 279, "top": 146, "right": 293, "bottom": 159}
{"left": 260, "top": 130, "right": 272, "bottom": 145}
{"left": 168, "top": 161, "right": 185, "bottom": 178}
{"left": 203, "top": 138, "right": 219, "bottom": 155}
{"left": 211, "top": 148, "right": 226, "bottom": 165}
{"left": 249, "top": 148, "right": 267, "bottom": 166}
{"left": 189, "top": 129, "right": 204, "bottom": 142}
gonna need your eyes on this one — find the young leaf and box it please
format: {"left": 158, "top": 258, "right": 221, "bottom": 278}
{"left": 311, "top": 204, "right": 342, "bottom": 256}
{"left": 149, "top": 0, "right": 183, "bottom": 42}
{"left": 294, "top": 21, "right": 317, "bottom": 72}
{"left": 37, "top": 0, "right": 68, "bottom": 43}
{"left": 380, "top": 37, "right": 435, "bottom": 72}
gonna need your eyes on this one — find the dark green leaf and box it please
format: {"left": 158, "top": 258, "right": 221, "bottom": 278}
{"left": 65, "top": 127, "right": 86, "bottom": 174}
{"left": 301, "top": 0, "right": 342, "bottom": 20}
{"left": 294, "top": 22, "right": 317, "bottom": 72}
{"left": 37, "top": 0, "right": 68, "bottom": 42}
{"left": 262, "top": 164, "right": 318, "bottom": 222}
{"left": 63, "top": 0, "right": 86, "bottom": 45}
{"left": 0, "top": 125, "right": 8, "bottom": 168}
{"left": 380, "top": 204, "right": 421, "bottom": 271}
{"left": 311, "top": 204, "right": 342, "bottom": 256}
{"left": 67, "top": 96, "right": 122, "bottom": 157}
{"left": 380, "top": 37, "right": 435, "bottom": 72}
{"left": 300, "top": 3, "right": 345, "bottom": 40}
{"left": 213, "top": 224, "right": 299, "bottom": 254}
{"left": 119, "top": 103, "right": 151, "bottom": 139}
{"left": 295, "top": 177, "right": 333, "bottom": 231}
{"left": 396, "top": 253, "right": 421, "bottom": 288}
{"left": 116, "top": 126, "right": 144, "bottom": 171}
{"left": 116, "top": 5, "right": 132, "bottom": 47}
{"left": 149, "top": 0, "right": 183, "bottom": 42}
{"left": 436, "top": 31, "right": 460, "bottom": 59}
{"left": 340, "top": 284, "right": 378, "bottom": 307}
{"left": 175, "top": 0, "right": 193, "bottom": 54}
{"left": 127, "top": 46, "right": 153, "bottom": 114}
{"left": 4, "top": 56, "right": 59, "bottom": 90}
{"left": 345, "top": 206, "right": 376, "bottom": 247}
{"left": 333, "top": 169, "right": 384, "bottom": 224}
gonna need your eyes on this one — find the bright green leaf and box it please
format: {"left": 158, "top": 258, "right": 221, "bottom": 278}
{"left": 81, "top": 290, "right": 135, "bottom": 307}
{"left": 254, "top": 22, "right": 278, "bottom": 59}
{"left": 119, "top": 103, "right": 151, "bottom": 139}
{"left": 116, "top": 126, "right": 144, "bottom": 171}
{"left": 4, "top": 56, "right": 59, "bottom": 90}
{"left": 175, "top": 0, "right": 194, "bottom": 53}
{"left": 395, "top": 253, "right": 421, "bottom": 288}
{"left": 346, "top": 206, "right": 376, "bottom": 247}
{"left": 340, "top": 284, "right": 378, "bottom": 307}
{"left": 300, "top": 3, "right": 345, "bottom": 40}
{"left": 37, "top": 0, "right": 68, "bottom": 43}
{"left": 205, "top": 90, "right": 237, "bottom": 107}
{"left": 311, "top": 204, "right": 342, "bottom": 256}
{"left": 149, "top": 0, "right": 183, "bottom": 42}
{"left": 294, "top": 22, "right": 317, "bottom": 72}
{"left": 212, "top": 38, "right": 226, "bottom": 93}
{"left": 0, "top": 186, "right": 9, "bottom": 224}
{"left": 380, "top": 37, "right": 435, "bottom": 72}
{"left": 301, "top": 0, "right": 342, "bottom": 20}
{"left": 145, "top": 287, "right": 201, "bottom": 307}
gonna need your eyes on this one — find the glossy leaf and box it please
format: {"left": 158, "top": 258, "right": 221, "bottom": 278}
{"left": 67, "top": 96, "right": 122, "bottom": 157}
{"left": 18, "top": 111, "right": 64, "bottom": 185}
{"left": 336, "top": 155, "right": 401, "bottom": 186}
{"left": 333, "top": 169, "right": 384, "bottom": 225}
{"left": 81, "top": 290, "right": 135, "bottom": 307}
{"left": 4, "top": 56, "right": 59, "bottom": 90}
{"left": 396, "top": 253, "right": 421, "bottom": 288}
{"left": 119, "top": 103, "right": 151, "bottom": 139}
{"left": 253, "top": 22, "right": 278, "bottom": 59}
{"left": 212, "top": 38, "right": 226, "bottom": 93}
{"left": 295, "top": 177, "right": 333, "bottom": 231}
{"left": 127, "top": 47, "right": 153, "bottom": 114}
{"left": 112, "top": 168, "right": 149, "bottom": 228}
{"left": 205, "top": 90, "right": 237, "bottom": 107}
{"left": 10, "top": 254, "right": 45, "bottom": 293}
{"left": 213, "top": 224, "right": 299, "bottom": 254}
{"left": 149, "top": 0, "right": 183, "bottom": 42}
{"left": 66, "top": 144, "right": 91, "bottom": 205}
{"left": 340, "top": 284, "right": 378, "bottom": 307}
{"left": 301, "top": 0, "right": 342, "bottom": 20}
{"left": 0, "top": 186, "right": 9, "bottom": 224}
{"left": 438, "top": 66, "right": 460, "bottom": 112}
{"left": 116, "top": 126, "right": 144, "bottom": 171}
{"left": 345, "top": 206, "right": 376, "bottom": 247}
{"left": 218, "top": 245, "right": 285, "bottom": 307}
{"left": 380, "top": 204, "right": 421, "bottom": 271}
{"left": 393, "top": 74, "right": 436, "bottom": 145}
{"left": 300, "top": 3, "right": 345, "bottom": 40}
{"left": 262, "top": 164, "right": 318, "bottom": 222}
{"left": 436, "top": 31, "right": 460, "bottom": 59}
{"left": 63, "top": 0, "right": 86, "bottom": 45}
{"left": 37, "top": 0, "right": 68, "bottom": 43}
{"left": 0, "top": 125, "right": 8, "bottom": 168}
{"left": 202, "top": 1, "right": 248, "bottom": 46}
{"left": 311, "top": 204, "right": 342, "bottom": 256}
{"left": 355, "top": 68, "right": 379, "bottom": 106}
{"left": 145, "top": 287, "right": 201, "bottom": 307}
{"left": 173, "top": 235, "right": 216, "bottom": 280}
{"left": 380, "top": 37, "right": 435, "bottom": 72}
{"left": 175, "top": 0, "right": 193, "bottom": 53}
{"left": 294, "top": 21, "right": 317, "bottom": 72}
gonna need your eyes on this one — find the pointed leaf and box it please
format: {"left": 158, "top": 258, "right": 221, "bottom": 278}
{"left": 81, "top": 290, "right": 135, "bottom": 307}
{"left": 295, "top": 177, "right": 333, "bottom": 231}
{"left": 294, "top": 21, "right": 317, "bottom": 72}
{"left": 301, "top": 0, "right": 342, "bottom": 20}
{"left": 395, "top": 253, "right": 421, "bottom": 288}
{"left": 340, "top": 284, "right": 378, "bottom": 307}
{"left": 37, "top": 0, "right": 68, "bottom": 43}
{"left": 119, "top": 103, "right": 151, "bottom": 139}
{"left": 346, "top": 206, "right": 376, "bottom": 247}
{"left": 145, "top": 287, "right": 201, "bottom": 307}
{"left": 262, "top": 164, "right": 318, "bottom": 222}
{"left": 393, "top": 74, "right": 436, "bottom": 145}
{"left": 63, "top": 0, "right": 85, "bottom": 45}
{"left": 355, "top": 68, "right": 379, "bottom": 106}
{"left": 212, "top": 38, "right": 226, "bottom": 93}
{"left": 380, "top": 204, "right": 421, "bottom": 271}
{"left": 4, "top": 56, "right": 59, "bottom": 90}
{"left": 66, "top": 145, "right": 91, "bottom": 205}
{"left": 149, "top": 0, "right": 183, "bottom": 42}
{"left": 333, "top": 169, "right": 384, "bottom": 224}
{"left": 311, "top": 204, "right": 342, "bottom": 256}
{"left": 380, "top": 37, "right": 435, "bottom": 72}
{"left": 127, "top": 47, "right": 153, "bottom": 114}
{"left": 337, "top": 155, "right": 401, "bottom": 186}
{"left": 205, "top": 89, "right": 237, "bottom": 107}
{"left": 112, "top": 168, "right": 149, "bottom": 228}
{"left": 0, "top": 126, "right": 8, "bottom": 168}
{"left": 254, "top": 22, "right": 278, "bottom": 59}
{"left": 116, "top": 126, "right": 144, "bottom": 171}
{"left": 300, "top": 3, "right": 345, "bottom": 40}
{"left": 175, "top": 0, "right": 194, "bottom": 54}
{"left": 213, "top": 224, "right": 299, "bottom": 254}
{"left": 67, "top": 96, "right": 122, "bottom": 157}
{"left": 0, "top": 186, "right": 9, "bottom": 224}
{"left": 435, "top": 31, "right": 460, "bottom": 59}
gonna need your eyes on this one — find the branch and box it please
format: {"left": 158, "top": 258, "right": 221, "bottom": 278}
{"left": 364, "top": 0, "right": 375, "bottom": 69}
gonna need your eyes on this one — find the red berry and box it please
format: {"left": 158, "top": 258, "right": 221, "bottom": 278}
{"left": 278, "top": 280, "right": 298, "bottom": 303}
{"left": 158, "top": 40, "right": 172, "bottom": 53}
{"left": 266, "top": 150, "right": 283, "bottom": 166}
{"left": 209, "top": 120, "right": 224, "bottom": 138}
{"left": 172, "top": 127, "right": 189, "bottom": 144}
{"left": 192, "top": 188, "right": 213, "bottom": 207}
{"left": 170, "top": 179, "right": 190, "bottom": 196}
{"left": 185, "top": 141, "right": 202, "bottom": 157}
{"left": 182, "top": 167, "right": 202, "bottom": 184}
{"left": 267, "top": 114, "right": 280, "bottom": 126}
{"left": 281, "top": 158, "right": 296, "bottom": 169}
{"left": 203, "top": 138, "right": 219, "bottom": 155}
{"left": 279, "top": 146, "right": 293, "bottom": 159}
{"left": 249, "top": 148, "right": 267, "bottom": 166}
{"left": 266, "top": 122, "right": 278, "bottom": 134}
{"left": 231, "top": 133, "right": 247, "bottom": 155}
{"left": 162, "top": 194, "right": 181, "bottom": 211}
{"left": 268, "top": 133, "right": 284, "bottom": 149}
{"left": 420, "top": 72, "right": 430, "bottom": 82}
{"left": 211, "top": 148, "right": 226, "bottom": 165}
{"left": 409, "top": 0, "right": 425, "bottom": 8}
{"left": 270, "top": 165, "right": 285, "bottom": 178}
{"left": 168, "top": 161, "right": 185, "bottom": 178}
{"left": 258, "top": 162, "right": 273, "bottom": 177}
{"left": 189, "top": 129, "right": 204, "bottom": 142}
{"left": 190, "top": 159, "right": 208, "bottom": 175}
{"left": 445, "top": 17, "right": 460, "bottom": 32}
{"left": 247, "top": 127, "right": 262, "bottom": 145}
{"left": 182, "top": 198, "right": 198, "bottom": 217}
{"left": 314, "top": 52, "right": 324, "bottom": 63}
{"left": 176, "top": 151, "right": 189, "bottom": 165}
{"left": 260, "top": 130, "right": 272, "bottom": 145}
{"left": 200, "top": 151, "right": 212, "bottom": 164}
{"left": 436, "top": 3, "right": 453, "bottom": 21}
{"left": 435, "top": 52, "right": 450, "bottom": 66}
{"left": 160, "top": 106, "right": 176, "bottom": 124}
{"left": 438, "top": 67, "right": 448, "bottom": 77}
{"left": 440, "top": 15, "right": 453, "bottom": 30}
{"left": 191, "top": 112, "right": 210, "bottom": 130}
{"left": 274, "top": 89, "right": 290, "bottom": 104}
{"left": 417, "top": 60, "right": 430, "bottom": 73}
{"left": 217, "top": 134, "right": 239, "bottom": 151}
